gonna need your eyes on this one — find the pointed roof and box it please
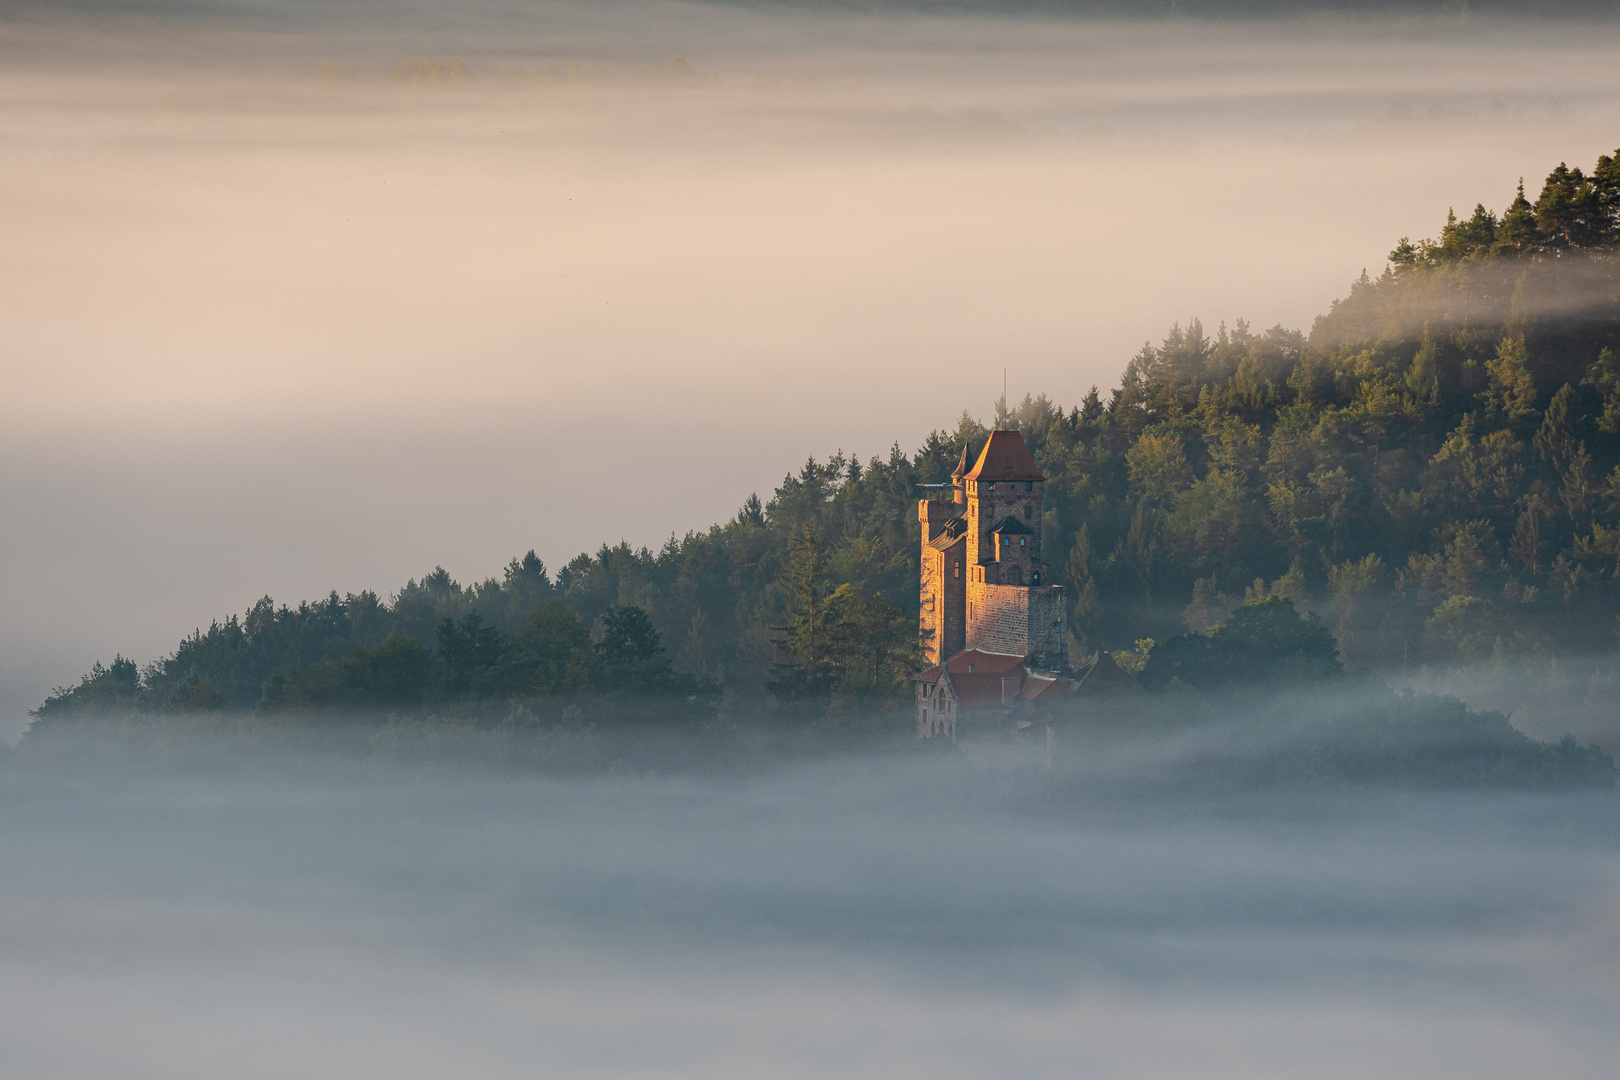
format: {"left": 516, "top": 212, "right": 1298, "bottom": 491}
{"left": 962, "top": 430, "right": 1044, "bottom": 483}
{"left": 1074, "top": 650, "right": 1135, "bottom": 691}
{"left": 950, "top": 444, "right": 972, "bottom": 479}
{"left": 989, "top": 515, "right": 1033, "bottom": 536}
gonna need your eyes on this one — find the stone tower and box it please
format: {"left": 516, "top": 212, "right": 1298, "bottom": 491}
{"left": 918, "top": 430, "right": 1067, "bottom": 670}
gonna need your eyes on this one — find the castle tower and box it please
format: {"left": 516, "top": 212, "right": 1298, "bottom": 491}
{"left": 919, "top": 430, "right": 1067, "bottom": 672}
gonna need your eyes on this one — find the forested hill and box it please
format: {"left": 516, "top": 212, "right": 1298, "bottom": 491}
{"left": 35, "top": 147, "right": 1620, "bottom": 724}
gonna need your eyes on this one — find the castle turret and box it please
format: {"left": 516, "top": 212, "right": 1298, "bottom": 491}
{"left": 950, "top": 444, "right": 970, "bottom": 506}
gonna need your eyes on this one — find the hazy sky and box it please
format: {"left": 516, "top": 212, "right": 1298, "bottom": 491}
{"left": 5, "top": 2, "right": 1620, "bottom": 733}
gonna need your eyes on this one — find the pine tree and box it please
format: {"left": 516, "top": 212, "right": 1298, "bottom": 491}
{"left": 1406, "top": 323, "right": 1441, "bottom": 405}
{"left": 769, "top": 525, "right": 838, "bottom": 700}
{"left": 1493, "top": 179, "right": 1538, "bottom": 255}
{"left": 1485, "top": 334, "right": 1537, "bottom": 422}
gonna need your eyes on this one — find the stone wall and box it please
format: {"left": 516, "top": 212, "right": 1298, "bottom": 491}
{"left": 967, "top": 581, "right": 1031, "bottom": 656}
{"left": 1025, "top": 585, "right": 1068, "bottom": 669}
{"left": 920, "top": 547, "right": 944, "bottom": 666}
{"left": 965, "top": 479, "right": 1044, "bottom": 569}
{"left": 918, "top": 525, "right": 966, "bottom": 666}
{"left": 918, "top": 498, "right": 960, "bottom": 544}
{"left": 965, "top": 581, "right": 1067, "bottom": 664}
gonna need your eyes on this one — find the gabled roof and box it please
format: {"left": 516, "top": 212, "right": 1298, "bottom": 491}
{"left": 962, "top": 429, "right": 1044, "bottom": 483}
{"left": 1074, "top": 649, "right": 1136, "bottom": 691}
{"left": 916, "top": 649, "right": 1029, "bottom": 710}
{"left": 989, "top": 515, "right": 1033, "bottom": 536}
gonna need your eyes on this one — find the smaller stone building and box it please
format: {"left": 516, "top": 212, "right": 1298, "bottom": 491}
{"left": 913, "top": 649, "right": 1078, "bottom": 743}
{"left": 913, "top": 647, "right": 1135, "bottom": 748}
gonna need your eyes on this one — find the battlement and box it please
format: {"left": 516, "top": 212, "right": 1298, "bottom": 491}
{"left": 918, "top": 498, "right": 963, "bottom": 544}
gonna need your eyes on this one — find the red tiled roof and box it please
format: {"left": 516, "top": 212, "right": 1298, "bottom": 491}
{"left": 914, "top": 651, "right": 1024, "bottom": 685}
{"left": 962, "top": 430, "right": 1045, "bottom": 483}
{"left": 925, "top": 650, "right": 1028, "bottom": 709}
{"left": 917, "top": 650, "right": 1082, "bottom": 710}
{"left": 942, "top": 650, "right": 1025, "bottom": 675}
{"left": 951, "top": 674, "right": 1013, "bottom": 709}
{"left": 1019, "top": 675, "right": 1076, "bottom": 702}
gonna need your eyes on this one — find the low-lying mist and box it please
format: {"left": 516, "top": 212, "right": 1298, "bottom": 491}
{"left": 2, "top": 718, "right": 1618, "bottom": 1078}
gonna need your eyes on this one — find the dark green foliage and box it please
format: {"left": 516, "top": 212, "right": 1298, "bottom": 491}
{"left": 1139, "top": 599, "right": 1341, "bottom": 692}
{"left": 592, "top": 604, "right": 697, "bottom": 696}
{"left": 33, "top": 656, "right": 142, "bottom": 721}
{"left": 769, "top": 525, "right": 919, "bottom": 708}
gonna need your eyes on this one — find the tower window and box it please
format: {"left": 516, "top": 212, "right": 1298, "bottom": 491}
{"left": 953, "top": 562, "right": 960, "bottom": 578}
{"left": 1025, "top": 482, "right": 1033, "bottom": 492}
{"left": 1020, "top": 538, "right": 1025, "bottom": 546}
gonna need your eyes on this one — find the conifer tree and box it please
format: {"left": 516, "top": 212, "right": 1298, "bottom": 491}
{"left": 1485, "top": 334, "right": 1538, "bottom": 422}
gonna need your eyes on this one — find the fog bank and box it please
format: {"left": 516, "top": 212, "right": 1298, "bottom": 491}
{"left": 1, "top": 750, "right": 1617, "bottom": 1077}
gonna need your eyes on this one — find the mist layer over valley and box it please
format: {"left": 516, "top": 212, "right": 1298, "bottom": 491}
{"left": 2, "top": 746, "right": 1619, "bottom": 1079}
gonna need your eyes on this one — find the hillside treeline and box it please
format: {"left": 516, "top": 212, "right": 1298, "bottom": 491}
{"left": 32, "top": 148, "right": 1620, "bottom": 731}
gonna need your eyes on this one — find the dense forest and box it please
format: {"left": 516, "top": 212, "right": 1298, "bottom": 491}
{"left": 32, "top": 146, "right": 1620, "bottom": 742}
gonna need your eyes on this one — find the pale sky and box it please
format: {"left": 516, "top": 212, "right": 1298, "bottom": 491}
{"left": 4, "top": 3, "right": 1620, "bottom": 736}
